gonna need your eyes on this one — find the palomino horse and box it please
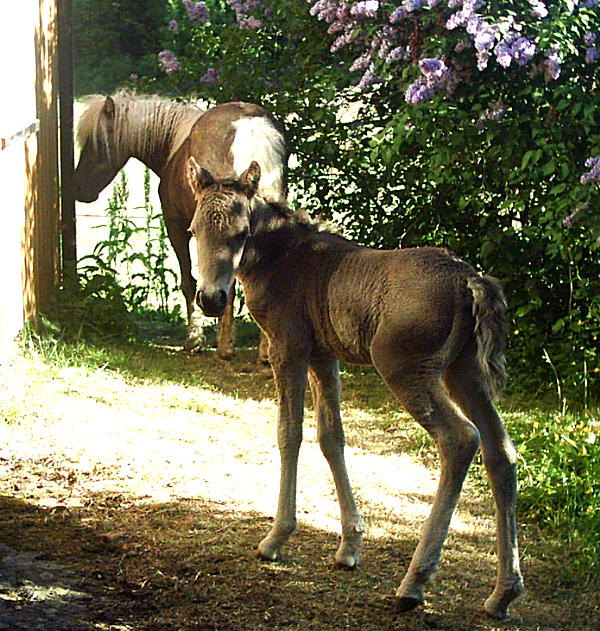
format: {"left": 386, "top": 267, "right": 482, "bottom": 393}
{"left": 74, "top": 92, "right": 287, "bottom": 358}
{"left": 184, "top": 160, "right": 524, "bottom": 619}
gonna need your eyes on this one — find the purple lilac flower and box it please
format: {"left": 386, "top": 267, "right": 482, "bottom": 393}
{"left": 227, "top": 0, "right": 266, "bottom": 28}
{"left": 310, "top": 0, "right": 337, "bottom": 21}
{"left": 168, "top": 19, "right": 179, "bottom": 33}
{"left": 183, "top": 1, "right": 210, "bottom": 23}
{"left": 350, "top": 1, "right": 379, "bottom": 18}
{"left": 474, "top": 26, "right": 496, "bottom": 53}
{"left": 530, "top": 1, "right": 548, "bottom": 19}
{"left": 544, "top": 50, "right": 561, "bottom": 82}
{"left": 199, "top": 67, "right": 220, "bottom": 85}
{"left": 405, "top": 57, "right": 457, "bottom": 104}
{"left": 405, "top": 0, "right": 426, "bottom": 12}
{"left": 350, "top": 51, "right": 373, "bottom": 72}
{"left": 419, "top": 57, "right": 446, "bottom": 77}
{"left": 386, "top": 45, "right": 410, "bottom": 64}
{"left": 584, "top": 31, "right": 597, "bottom": 46}
{"left": 238, "top": 16, "right": 263, "bottom": 28}
{"left": 331, "top": 30, "right": 354, "bottom": 52}
{"left": 581, "top": 0, "right": 600, "bottom": 8}
{"left": 495, "top": 41, "right": 513, "bottom": 68}
{"left": 158, "top": 50, "right": 180, "bottom": 74}
{"left": 405, "top": 78, "right": 437, "bottom": 104}
{"left": 586, "top": 47, "right": 598, "bottom": 64}
{"left": 581, "top": 157, "right": 600, "bottom": 184}
{"left": 511, "top": 37, "right": 536, "bottom": 66}
{"left": 129, "top": 73, "right": 139, "bottom": 82}
{"left": 477, "top": 98, "right": 506, "bottom": 127}
{"left": 357, "top": 65, "right": 381, "bottom": 90}
{"left": 389, "top": 6, "right": 407, "bottom": 23}
{"left": 563, "top": 204, "right": 587, "bottom": 227}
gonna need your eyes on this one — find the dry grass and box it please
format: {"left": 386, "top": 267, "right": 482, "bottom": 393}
{"left": 0, "top": 344, "right": 598, "bottom": 630}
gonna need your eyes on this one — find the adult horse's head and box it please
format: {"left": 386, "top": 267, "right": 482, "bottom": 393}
{"left": 74, "top": 96, "right": 128, "bottom": 202}
{"left": 186, "top": 157, "right": 260, "bottom": 317}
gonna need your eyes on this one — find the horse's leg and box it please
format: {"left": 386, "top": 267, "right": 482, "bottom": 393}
{"left": 257, "top": 331, "right": 270, "bottom": 364}
{"left": 216, "top": 279, "right": 236, "bottom": 359}
{"left": 444, "top": 344, "right": 524, "bottom": 620}
{"left": 308, "top": 358, "right": 364, "bottom": 568}
{"left": 372, "top": 347, "right": 481, "bottom": 613}
{"left": 160, "top": 207, "right": 204, "bottom": 351}
{"left": 255, "top": 354, "right": 308, "bottom": 561}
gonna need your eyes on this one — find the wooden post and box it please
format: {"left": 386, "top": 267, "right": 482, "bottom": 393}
{"left": 58, "top": 0, "right": 77, "bottom": 282}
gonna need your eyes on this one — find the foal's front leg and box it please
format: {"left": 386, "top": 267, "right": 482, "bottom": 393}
{"left": 309, "top": 359, "right": 364, "bottom": 568}
{"left": 256, "top": 357, "right": 308, "bottom": 560}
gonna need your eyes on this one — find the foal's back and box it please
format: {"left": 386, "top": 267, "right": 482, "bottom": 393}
{"left": 257, "top": 232, "right": 477, "bottom": 367}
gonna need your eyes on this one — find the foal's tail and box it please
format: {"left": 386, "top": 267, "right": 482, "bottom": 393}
{"left": 467, "top": 275, "right": 508, "bottom": 400}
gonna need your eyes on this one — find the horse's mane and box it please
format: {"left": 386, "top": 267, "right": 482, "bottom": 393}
{"left": 76, "top": 90, "right": 206, "bottom": 165}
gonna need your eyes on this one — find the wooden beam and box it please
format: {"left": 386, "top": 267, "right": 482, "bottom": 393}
{"left": 58, "top": 0, "right": 76, "bottom": 277}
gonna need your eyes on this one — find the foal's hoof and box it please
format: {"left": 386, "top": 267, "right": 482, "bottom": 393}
{"left": 393, "top": 596, "right": 423, "bottom": 614}
{"left": 484, "top": 580, "right": 525, "bottom": 620}
{"left": 334, "top": 551, "right": 360, "bottom": 570}
{"left": 333, "top": 560, "right": 359, "bottom": 571}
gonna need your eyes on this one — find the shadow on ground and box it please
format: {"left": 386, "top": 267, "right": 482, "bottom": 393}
{"left": 1, "top": 492, "right": 597, "bottom": 631}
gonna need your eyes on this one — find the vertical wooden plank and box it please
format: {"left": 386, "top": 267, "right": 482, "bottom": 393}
{"left": 58, "top": 0, "right": 76, "bottom": 276}
{"left": 25, "top": 0, "right": 61, "bottom": 318}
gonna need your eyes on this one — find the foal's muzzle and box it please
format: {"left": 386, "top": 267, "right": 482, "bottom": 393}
{"left": 196, "top": 288, "right": 228, "bottom": 318}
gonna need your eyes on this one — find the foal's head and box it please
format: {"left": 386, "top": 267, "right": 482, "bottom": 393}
{"left": 186, "top": 157, "right": 261, "bottom": 317}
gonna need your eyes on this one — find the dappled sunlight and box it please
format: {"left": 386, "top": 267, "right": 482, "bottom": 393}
{"left": 1, "top": 354, "right": 485, "bottom": 541}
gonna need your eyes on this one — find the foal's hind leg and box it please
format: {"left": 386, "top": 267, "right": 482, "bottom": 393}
{"left": 309, "top": 359, "right": 365, "bottom": 568}
{"left": 444, "top": 348, "right": 524, "bottom": 620}
{"left": 372, "top": 353, "right": 481, "bottom": 613}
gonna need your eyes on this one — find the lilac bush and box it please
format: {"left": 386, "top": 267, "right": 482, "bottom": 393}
{"left": 304, "top": 0, "right": 599, "bottom": 106}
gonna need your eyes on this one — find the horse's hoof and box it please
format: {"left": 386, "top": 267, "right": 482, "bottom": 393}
{"left": 254, "top": 547, "right": 278, "bottom": 562}
{"left": 393, "top": 596, "right": 422, "bottom": 614}
{"left": 183, "top": 336, "right": 204, "bottom": 352}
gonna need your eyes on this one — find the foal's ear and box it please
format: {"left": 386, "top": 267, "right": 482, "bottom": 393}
{"left": 103, "top": 96, "right": 116, "bottom": 119}
{"left": 186, "top": 156, "right": 215, "bottom": 197}
{"left": 239, "top": 161, "right": 261, "bottom": 198}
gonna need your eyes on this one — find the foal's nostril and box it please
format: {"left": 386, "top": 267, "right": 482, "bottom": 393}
{"left": 216, "top": 289, "right": 227, "bottom": 311}
{"left": 197, "top": 288, "right": 228, "bottom": 317}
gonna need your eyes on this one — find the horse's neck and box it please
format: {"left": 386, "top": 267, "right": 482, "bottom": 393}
{"left": 118, "top": 100, "right": 200, "bottom": 176}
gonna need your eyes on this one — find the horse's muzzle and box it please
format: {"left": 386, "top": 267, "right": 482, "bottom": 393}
{"left": 196, "top": 288, "right": 228, "bottom": 318}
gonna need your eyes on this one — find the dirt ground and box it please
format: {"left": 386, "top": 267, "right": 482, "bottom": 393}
{"left": 0, "top": 345, "right": 598, "bottom": 631}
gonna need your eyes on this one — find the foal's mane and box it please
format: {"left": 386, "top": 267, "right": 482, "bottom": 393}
{"left": 253, "top": 198, "right": 341, "bottom": 237}
{"left": 76, "top": 90, "right": 205, "bottom": 165}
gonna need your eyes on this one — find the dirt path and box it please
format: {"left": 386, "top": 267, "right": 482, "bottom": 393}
{"left": 0, "top": 348, "right": 598, "bottom": 630}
